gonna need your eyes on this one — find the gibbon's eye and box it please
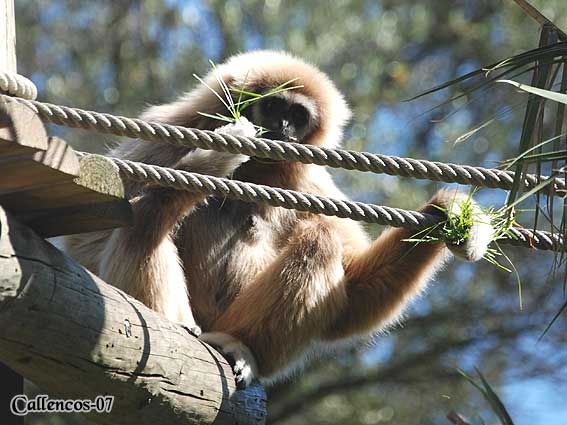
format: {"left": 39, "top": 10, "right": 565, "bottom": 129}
{"left": 261, "top": 97, "right": 285, "bottom": 114}
{"left": 290, "top": 104, "right": 309, "bottom": 128}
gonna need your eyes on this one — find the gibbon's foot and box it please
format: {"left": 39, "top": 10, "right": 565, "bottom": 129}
{"left": 429, "top": 189, "right": 495, "bottom": 262}
{"left": 182, "top": 324, "right": 202, "bottom": 338}
{"left": 199, "top": 332, "right": 258, "bottom": 390}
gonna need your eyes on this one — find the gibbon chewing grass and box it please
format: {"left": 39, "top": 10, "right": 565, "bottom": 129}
{"left": 63, "top": 51, "right": 494, "bottom": 388}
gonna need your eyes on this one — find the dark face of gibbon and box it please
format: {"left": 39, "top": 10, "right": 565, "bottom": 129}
{"left": 244, "top": 91, "right": 318, "bottom": 144}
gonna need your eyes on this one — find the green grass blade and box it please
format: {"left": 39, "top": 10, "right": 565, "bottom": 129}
{"left": 474, "top": 368, "right": 515, "bottom": 425}
{"left": 502, "top": 177, "right": 558, "bottom": 213}
{"left": 193, "top": 73, "right": 234, "bottom": 118}
{"left": 498, "top": 79, "right": 567, "bottom": 104}
{"left": 500, "top": 135, "right": 565, "bottom": 169}
{"left": 196, "top": 111, "right": 234, "bottom": 123}
{"left": 539, "top": 297, "right": 567, "bottom": 340}
{"left": 406, "top": 43, "right": 567, "bottom": 101}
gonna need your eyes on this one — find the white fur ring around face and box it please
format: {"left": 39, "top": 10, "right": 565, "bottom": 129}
{"left": 214, "top": 117, "right": 257, "bottom": 139}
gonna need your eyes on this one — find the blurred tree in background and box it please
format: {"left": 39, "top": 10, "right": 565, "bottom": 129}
{"left": 14, "top": 1, "right": 567, "bottom": 424}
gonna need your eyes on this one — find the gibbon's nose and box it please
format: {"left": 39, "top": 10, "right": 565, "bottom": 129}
{"left": 265, "top": 118, "right": 293, "bottom": 141}
{"left": 278, "top": 119, "right": 289, "bottom": 131}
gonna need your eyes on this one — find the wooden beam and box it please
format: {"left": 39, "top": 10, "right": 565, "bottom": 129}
{"left": 0, "top": 136, "right": 78, "bottom": 193}
{"left": 0, "top": 2, "right": 23, "bottom": 424}
{"left": 0, "top": 101, "right": 49, "bottom": 157}
{"left": 0, "top": 0, "right": 16, "bottom": 73}
{"left": 0, "top": 206, "right": 267, "bottom": 425}
{"left": 0, "top": 103, "right": 133, "bottom": 236}
{"left": 2, "top": 153, "right": 133, "bottom": 237}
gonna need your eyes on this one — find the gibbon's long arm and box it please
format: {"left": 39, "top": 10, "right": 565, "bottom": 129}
{"left": 98, "top": 186, "right": 201, "bottom": 324}
{"left": 324, "top": 189, "right": 491, "bottom": 340}
{"left": 210, "top": 191, "right": 492, "bottom": 377}
{"left": 322, "top": 221, "right": 446, "bottom": 340}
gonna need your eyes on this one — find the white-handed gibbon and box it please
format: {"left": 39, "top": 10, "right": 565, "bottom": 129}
{"left": 63, "top": 51, "right": 494, "bottom": 388}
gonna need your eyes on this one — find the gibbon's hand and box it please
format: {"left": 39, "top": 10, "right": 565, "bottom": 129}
{"left": 172, "top": 117, "right": 256, "bottom": 178}
{"left": 428, "top": 189, "right": 494, "bottom": 262}
{"left": 214, "top": 116, "right": 257, "bottom": 139}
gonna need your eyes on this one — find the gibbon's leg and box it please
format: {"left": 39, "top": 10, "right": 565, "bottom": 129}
{"left": 322, "top": 189, "right": 494, "bottom": 340}
{"left": 201, "top": 216, "right": 347, "bottom": 388}
{"left": 99, "top": 147, "right": 249, "bottom": 334}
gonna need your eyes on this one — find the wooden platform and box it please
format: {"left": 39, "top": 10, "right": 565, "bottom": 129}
{"left": 0, "top": 100, "right": 132, "bottom": 237}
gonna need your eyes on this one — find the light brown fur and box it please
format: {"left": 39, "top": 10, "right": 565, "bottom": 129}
{"left": 63, "top": 51, "right": 492, "bottom": 384}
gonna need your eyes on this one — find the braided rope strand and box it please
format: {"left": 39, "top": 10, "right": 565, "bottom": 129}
{"left": 0, "top": 72, "right": 37, "bottom": 100}
{"left": 0, "top": 72, "right": 561, "bottom": 252}
{"left": 81, "top": 153, "right": 563, "bottom": 252}
{"left": 3, "top": 94, "right": 564, "bottom": 197}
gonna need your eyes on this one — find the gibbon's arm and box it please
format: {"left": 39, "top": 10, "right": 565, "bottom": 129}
{"left": 322, "top": 189, "right": 493, "bottom": 340}
{"left": 98, "top": 120, "right": 253, "bottom": 328}
{"left": 206, "top": 190, "right": 492, "bottom": 383}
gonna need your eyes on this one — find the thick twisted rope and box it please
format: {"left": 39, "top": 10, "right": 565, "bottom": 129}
{"left": 79, "top": 153, "right": 563, "bottom": 252}
{"left": 0, "top": 72, "right": 37, "bottom": 100}
{"left": 2, "top": 93, "right": 564, "bottom": 197}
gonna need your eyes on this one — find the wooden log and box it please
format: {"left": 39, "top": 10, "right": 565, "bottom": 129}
{"left": 0, "top": 206, "right": 267, "bottom": 425}
{"left": 0, "top": 362, "right": 22, "bottom": 425}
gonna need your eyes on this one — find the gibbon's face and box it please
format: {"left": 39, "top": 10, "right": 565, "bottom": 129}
{"left": 247, "top": 91, "right": 318, "bottom": 144}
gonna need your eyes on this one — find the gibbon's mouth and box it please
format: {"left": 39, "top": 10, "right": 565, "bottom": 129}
{"left": 261, "top": 130, "right": 299, "bottom": 144}
{"left": 253, "top": 131, "right": 298, "bottom": 164}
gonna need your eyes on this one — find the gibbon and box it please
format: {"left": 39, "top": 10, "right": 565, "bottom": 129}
{"left": 63, "top": 50, "right": 494, "bottom": 388}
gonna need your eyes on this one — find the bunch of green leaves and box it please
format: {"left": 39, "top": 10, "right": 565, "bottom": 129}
{"left": 193, "top": 61, "right": 303, "bottom": 136}
{"left": 403, "top": 192, "right": 524, "bottom": 307}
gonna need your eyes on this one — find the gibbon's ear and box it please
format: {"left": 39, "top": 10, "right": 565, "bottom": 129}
{"left": 140, "top": 74, "right": 235, "bottom": 130}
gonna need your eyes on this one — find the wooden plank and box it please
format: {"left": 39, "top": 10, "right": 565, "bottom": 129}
{"left": 1, "top": 154, "right": 132, "bottom": 237}
{"left": 0, "top": 206, "right": 268, "bottom": 425}
{"left": 0, "top": 136, "right": 79, "bottom": 193}
{"left": 0, "top": 100, "right": 48, "bottom": 156}
{"left": 20, "top": 200, "right": 132, "bottom": 237}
